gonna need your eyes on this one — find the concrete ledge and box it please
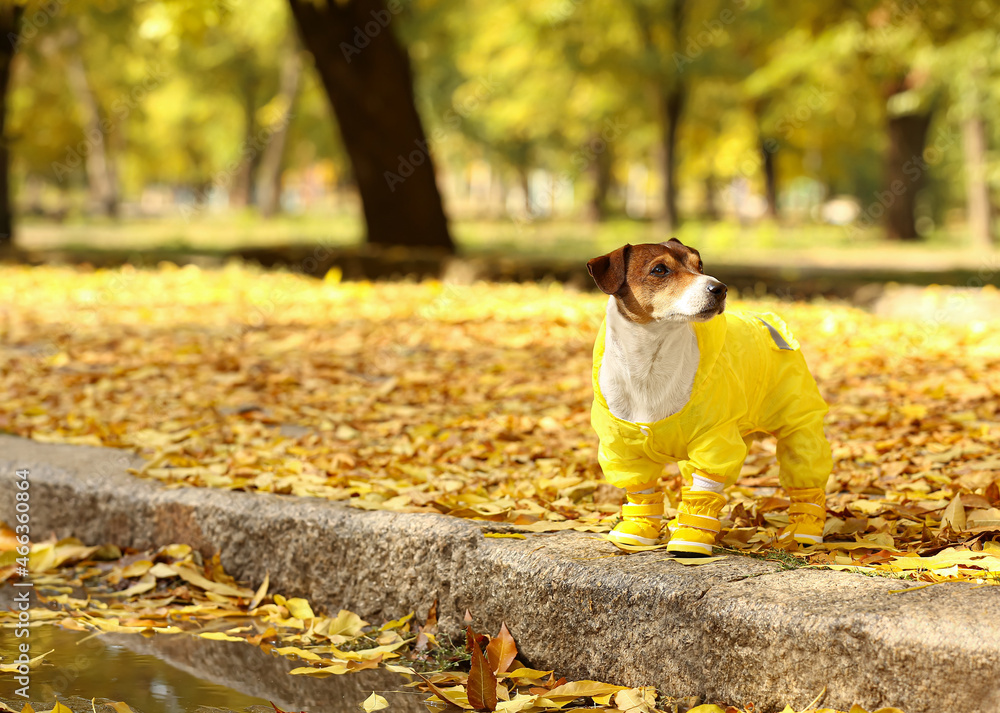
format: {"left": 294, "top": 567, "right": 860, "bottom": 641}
{"left": 1, "top": 434, "right": 998, "bottom": 713}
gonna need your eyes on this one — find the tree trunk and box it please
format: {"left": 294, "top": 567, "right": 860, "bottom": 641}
{"left": 518, "top": 166, "right": 532, "bottom": 216}
{"left": 657, "top": 0, "right": 686, "bottom": 233}
{"left": 659, "top": 83, "right": 685, "bottom": 233}
{"left": 760, "top": 137, "right": 778, "bottom": 219}
{"left": 963, "top": 115, "right": 992, "bottom": 248}
{"left": 257, "top": 46, "right": 303, "bottom": 218}
{"left": 588, "top": 134, "right": 613, "bottom": 222}
{"left": 703, "top": 174, "right": 719, "bottom": 221}
{"left": 64, "top": 41, "right": 119, "bottom": 218}
{"left": 0, "top": 6, "right": 21, "bottom": 254}
{"left": 287, "top": 0, "right": 454, "bottom": 252}
{"left": 884, "top": 111, "right": 932, "bottom": 241}
{"left": 229, "top": 82, "right": 258, "bottom": 209}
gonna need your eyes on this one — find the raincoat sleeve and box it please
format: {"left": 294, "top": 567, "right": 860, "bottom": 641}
{"left": 591, "top": 402, "right": 666, "bottom": 489}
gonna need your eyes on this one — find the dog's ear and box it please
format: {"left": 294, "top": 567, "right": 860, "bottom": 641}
{"left": 587, "top": 244, "right": 630, "bottom": 295}
{"left": 661, "top": 237, "right": 684, "bottom": 247}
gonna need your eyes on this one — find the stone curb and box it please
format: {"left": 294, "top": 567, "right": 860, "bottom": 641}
{"left": 1, "top": 435, "right": 998, "bottom": 713}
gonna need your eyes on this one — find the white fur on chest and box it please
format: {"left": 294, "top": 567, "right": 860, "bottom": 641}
{"left": 598, "top": 296, "right": 700, "bottom": 423}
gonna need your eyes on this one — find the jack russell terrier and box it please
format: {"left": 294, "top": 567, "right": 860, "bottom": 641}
{"left": 587, "top": 239, "right": 832, "bottom": 555}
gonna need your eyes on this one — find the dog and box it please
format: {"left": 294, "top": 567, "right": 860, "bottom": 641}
{"left": 587, "top": 239, "right": 832, "bottom": 555}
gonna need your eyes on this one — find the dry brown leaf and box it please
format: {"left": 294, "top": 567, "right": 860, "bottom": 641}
{"left": 468, "top": 634, "right": 499, "bottom": 711}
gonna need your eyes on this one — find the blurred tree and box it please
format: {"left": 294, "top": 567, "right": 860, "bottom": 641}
{"left": 560, "top": 0, "right": 663, "bottom": 222}
{"left": 867, "top": 0, "right": 1000, "bottom": 242}
{"left": 744, "top": 14, "right": 883, "bottom": 219}
{"left": 626, "top": 0, "right": 688, "bottom": 231}
{"left": 4, "top": 0, "right": 996, "bottom": 247}
{"left": 10, "top": 1, "right": 147, "bottom": 219}
{"left": 153, "top": 2, "right": 290, "bottom": 210}
{"left": 0, "top": 5, "right": 21, "bottom": 252}
{"left": 412, "top": 0, "right": 589, "bottom": 217}
{"left": 257, "top": 38, "right": 303, "bottom": 218}
{"left": 735, "top": 2, "right": 797, "bottom": 220}
{"left": 61, "top": 26, "right": 120, "bottom": 217}
{"left": 286, "top": 0, "right": 454, "bottom": 251}
{"left": 937, "top": 25, "right": 998, "bottom": 247}
{"left": 760, "top": 0, "right": 994, "bottom": 242}
{"left": 869, "top": 6, "right": 939, "bottom": 242}
{"left": 143, "top": 1, "right": 296, "bottom": 209}
{"left": 566, "top": 0, "right": 762, "bottom": 228}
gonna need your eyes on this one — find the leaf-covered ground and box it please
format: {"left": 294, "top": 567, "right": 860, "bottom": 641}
{"left": 1, "top": 264, "right": 999, "bottom": 582}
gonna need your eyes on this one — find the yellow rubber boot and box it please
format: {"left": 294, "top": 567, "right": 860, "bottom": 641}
{"left": 667, "top": 471, "right": 727, "bottom": 557}
{"left": 778, "top": 487, "right": 826, "bottom": 546}
{"left": 607, "top": 485, "right": 664, "bottom": 549}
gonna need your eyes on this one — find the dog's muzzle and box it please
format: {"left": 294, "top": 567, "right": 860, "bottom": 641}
{"left": 705, "top": 279, "right": 727, "bottom": 314}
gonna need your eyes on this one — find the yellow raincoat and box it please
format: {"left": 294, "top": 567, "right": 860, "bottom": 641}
{"left": 591, "top": 310, "right": 832, "bottom": 491}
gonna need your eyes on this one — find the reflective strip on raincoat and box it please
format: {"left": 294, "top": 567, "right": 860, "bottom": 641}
{"left": 591, "top": 310, "right": 832, "bottom": 491}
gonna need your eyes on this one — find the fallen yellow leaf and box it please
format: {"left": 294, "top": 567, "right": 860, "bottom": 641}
{"left": 362, "top": 693, "right": 389, "bottom": 712}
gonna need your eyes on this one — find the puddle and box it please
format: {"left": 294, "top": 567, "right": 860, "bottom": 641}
{"left": 0, "top": 617, "right": 425, "bottom": 713}
{"left": 0, "top": 624, "right": 271, "bottom": 711}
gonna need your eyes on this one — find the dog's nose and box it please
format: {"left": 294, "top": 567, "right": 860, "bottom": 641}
{"left": 707, "top": 281, "right": 727, "bottom": 296}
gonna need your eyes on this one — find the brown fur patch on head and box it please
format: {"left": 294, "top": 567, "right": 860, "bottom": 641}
{"left": 588, "top": 240, "right": 707, "bottom": 323}
{"left": 663, "top": 238, "right": 703, "bottom": 274}
{"left": 587, "top": 244, "right": 630, "bottom": 295}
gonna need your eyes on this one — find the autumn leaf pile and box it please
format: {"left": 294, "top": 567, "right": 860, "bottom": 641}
{"left": 0, "top": 534, "right": 414, "bottom": 672}
{"left": 1, "top": 264, "right": 999, "bottom": 582}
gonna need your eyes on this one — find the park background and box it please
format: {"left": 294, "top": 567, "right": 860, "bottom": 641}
{"left": 2, "top": 1, "right": 1000, "bottom": 712}
{"left": 0, "top": 0, "right": 998, "bottom": 261}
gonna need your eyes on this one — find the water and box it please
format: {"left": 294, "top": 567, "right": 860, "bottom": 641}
{"left": 0, "top": 624, "right": 271, "bottom": 711}
{"left": 0, "top": 622, "right": 425, "bottom": 713}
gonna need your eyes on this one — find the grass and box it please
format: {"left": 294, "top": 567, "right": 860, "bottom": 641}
{"left": 406, "top": 634, "right": 472, "bottom": 674}
{"left": 842, "top": 567, "right": 915, "bottom": 580}
{"left": 17, "top": 212, "right": 360, "bottom": 254}
{"left": 655, "top": 692, "right": 705, "bottom": 713}
{"left": 15, "top": 212, "right": 995, "bottom": 271}
{"left": 714, "top": 545, "right": 809, "bottom": 571}
{"left": 718, "top": 549, "right": 993, "bottom": 584}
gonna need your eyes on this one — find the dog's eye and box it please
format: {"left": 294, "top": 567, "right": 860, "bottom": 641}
{"left": 650, "top": 264, "right": 669, "bottom": 276}
{"left": 698, "top": 261, "right": 704, "bottom": 272}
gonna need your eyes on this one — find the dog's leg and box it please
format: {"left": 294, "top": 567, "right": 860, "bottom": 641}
{"left": 607, "top": 483, "right": 664, "bottom": 549}
{"left": 666, "top": 469, "right": 727, "bottom": 557}
{"left": 773, "top": 415, "right": 832, "bottom": 546}
{"left": 780, "top": 487, "right": 827, "bottom": 546}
